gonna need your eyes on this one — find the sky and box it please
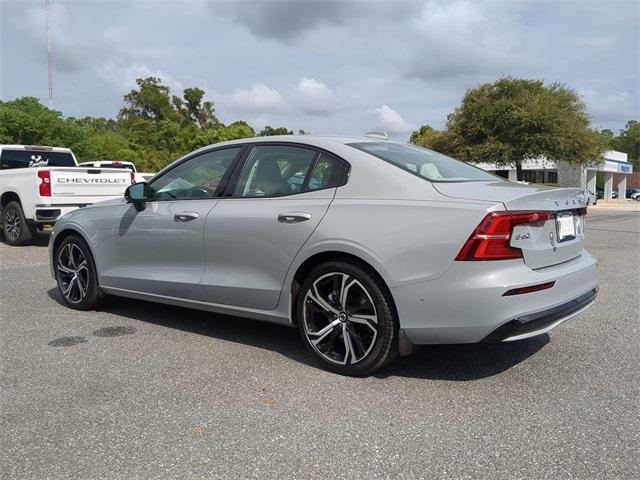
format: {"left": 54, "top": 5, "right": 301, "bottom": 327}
{"left": 1, "top": 0, "right": 638, "bottom": 139}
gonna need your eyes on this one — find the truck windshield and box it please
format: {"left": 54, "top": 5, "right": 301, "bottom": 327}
{"left": 348, "top": 142, "right": 499, "bottom": 183}
{"left": 0, "top": 149, "right": 76, "bottom": 169}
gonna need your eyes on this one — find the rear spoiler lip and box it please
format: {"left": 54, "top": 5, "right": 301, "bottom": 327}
{"left": 433, "top": 181, "right": 587, "bottom": 210}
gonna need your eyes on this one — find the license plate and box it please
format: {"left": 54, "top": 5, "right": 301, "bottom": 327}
{"left": 556, "top": 212, "right": 575, "bottom": 241}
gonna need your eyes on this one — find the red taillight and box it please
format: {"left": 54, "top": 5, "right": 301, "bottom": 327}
{"left": 130, "top": 172, "right": 135, "bottom": 184}
{"left": 37, "top": 170, "right": 51, "bottom": 197}
{"left": 455, "top": 211, "right": 553, "bottom": 261}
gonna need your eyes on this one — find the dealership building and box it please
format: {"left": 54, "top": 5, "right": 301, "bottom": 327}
{"left": 477, "top": 150, "right": 634, "bottom": 199}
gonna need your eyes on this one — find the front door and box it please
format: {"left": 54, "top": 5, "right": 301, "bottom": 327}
{"left": 110, "top": 147, "right": 243, "bottom": 299}
{"left": 201, "top": 144, "right": 348, "bottom": 310}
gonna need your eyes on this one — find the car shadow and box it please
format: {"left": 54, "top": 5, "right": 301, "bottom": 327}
{"left": 0, "top": 231, "right": 50, "bottom": 247}
{"left": 47, "top": 288, "right": 549, "bottom": 381}
{"left": 375, "top": 336, "right": 548, "bottom": 380}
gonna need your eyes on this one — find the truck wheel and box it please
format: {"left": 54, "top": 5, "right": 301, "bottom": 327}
{"left": 2, "top": 201, "right": 35, "bottom": 246}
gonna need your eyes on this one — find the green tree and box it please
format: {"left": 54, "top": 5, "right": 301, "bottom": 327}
{"left": 172, "top": 87, "right": 219, "bottom": 129}
{"left": 0, "top": 97, "right": 85, "bottom": 147}
{"left": 258, "top": 125, "right": 293, "bottom": 136}
{"left": 1, "top": 79, "right": 261, "bottom": 173}
{"left": 119, "top": 77, "right": 177, "bottom": 123}
{"left": 436, "top": 77, "right": 608, "bottom": 180}
{"left": 613, "top": 120, "right": 640, "bottom": 168}
{"left": 409, "top": 124, "right": 446, "bottom": 150}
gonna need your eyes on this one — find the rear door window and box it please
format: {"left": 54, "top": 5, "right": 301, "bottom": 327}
{"left": 0, "top": 149, "right": 76, "bottom": 169}
{"left": 233, "top": 145, "right": 317, "bottom": 197}
{"left": 307, "top": 153, "right": 348, "bottom": 191}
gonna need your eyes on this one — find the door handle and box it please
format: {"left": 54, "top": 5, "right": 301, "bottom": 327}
{"left": 277, "top": 212, "right": 312, "bottom": 224}
{"left": 174, "top": 212, "right": 199, "bottom": 222}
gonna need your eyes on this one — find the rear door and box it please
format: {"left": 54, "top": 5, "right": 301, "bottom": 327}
{"left": 110, "top": 146, "right": 242, "bottom": 299}
{"left": 201, "top": 144, "right": 348, "bottom": 310}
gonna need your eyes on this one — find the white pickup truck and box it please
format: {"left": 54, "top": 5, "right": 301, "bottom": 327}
{"left": 0, "top": 145, "right": 132, "bottom": 245}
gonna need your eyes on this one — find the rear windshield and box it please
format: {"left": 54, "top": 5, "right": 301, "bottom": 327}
{"left": 0, "top": 149, "right": 76, "bottom": 169}
{"left": 349, "top": 142, "right": 499, "bottom": 183}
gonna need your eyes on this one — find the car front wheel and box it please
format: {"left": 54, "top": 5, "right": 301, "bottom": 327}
{"left": 54, "top": 235, "right": 105, "bottom": 310}
{"left": 297, "top": 261, "right": 398, "bottom": 376}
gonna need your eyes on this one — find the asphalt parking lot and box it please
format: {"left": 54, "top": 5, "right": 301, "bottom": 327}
{"left": 1, "top": 209, "right": 638, "bottom": 479}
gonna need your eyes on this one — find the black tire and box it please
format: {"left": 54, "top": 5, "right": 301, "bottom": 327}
{"left": 296, "top": 260, "right": 398, "bottom": 376}
{"left": 53, "top": 235, "right": 105, "bottom": 310}
{"left": 2, "top": 201, "right": 35, "bottom": 246}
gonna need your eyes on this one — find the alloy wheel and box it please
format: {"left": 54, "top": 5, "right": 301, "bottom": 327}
{"left": 4, "top": 208, "right": 20, "bottom": 241}
{"left": 57, "top": 243, "right": 89, "bottom": 304}
{"left": 302, "top": 272, "right": 378, "bottom": 365}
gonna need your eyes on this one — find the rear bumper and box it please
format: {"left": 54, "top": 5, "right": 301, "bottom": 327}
{"left": 391, "top": 251, "right": 598, "bottom": 345}
{"left": 481, "top": 287, "right": 597, "bottom": 342}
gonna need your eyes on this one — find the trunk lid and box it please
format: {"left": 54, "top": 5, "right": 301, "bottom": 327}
{"left": 436, "top": 181, "right": 589, "bottom": 269}
{"left": 48, "top": 167, "right": 131, "bottom": 204}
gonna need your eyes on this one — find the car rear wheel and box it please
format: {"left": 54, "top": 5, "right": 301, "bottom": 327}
{"left": 2, "top": 201, "right": 35, "bottom": 246}
{"left": 54, "top": 235, "right": 105, "bottom": 310}
{"left": 297, "top": 261, "right": 397, "bottom": 376}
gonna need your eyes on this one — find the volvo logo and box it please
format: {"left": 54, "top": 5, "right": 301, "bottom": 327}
{"left": 549, "top": 232, "right": 557, "bottom": 252}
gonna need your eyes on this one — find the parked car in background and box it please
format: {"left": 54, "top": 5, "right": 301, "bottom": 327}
{"left": 584, "top": 189, "right": 597, "bottom": 205}
{"left": 1, "top": 145, "right": 133, "bottom": 245}
{"left": 625, "top": 188, "right": 640, "bottom": 199}
{"left": 596, "top": 189, "right": 617, "bottom": 199}
{"left": 49, "top": 136, "right": 597, "bottom": 375}
{"left": 78, "top": 160, "right": 146, "bottom": 184}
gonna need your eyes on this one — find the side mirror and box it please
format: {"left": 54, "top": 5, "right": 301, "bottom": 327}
{"left": 125, "top": 182, "right": 151, "bottom": 210}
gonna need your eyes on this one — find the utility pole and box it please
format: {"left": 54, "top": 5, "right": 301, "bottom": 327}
{"left": 45, "top": 0, "right": 53, "bottom": 107}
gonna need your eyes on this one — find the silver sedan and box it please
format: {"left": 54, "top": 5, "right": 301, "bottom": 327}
{"left": 49, "top": 136, "right": 598, "bottom": 375}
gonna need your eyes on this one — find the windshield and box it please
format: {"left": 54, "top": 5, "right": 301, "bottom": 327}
{"left": 349, "top": 142, "right": 500, "bottom": 183}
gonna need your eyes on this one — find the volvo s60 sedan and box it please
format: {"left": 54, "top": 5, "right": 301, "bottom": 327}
{"left": 49, "top": 136, "right": 598, "bottom": 375}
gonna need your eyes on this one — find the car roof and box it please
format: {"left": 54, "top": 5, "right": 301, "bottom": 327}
{"left": 204, "top": 134, "right": 390, "bottom": 149}
{"left": 182, "top": 135, "right": 398, "bottom": 161}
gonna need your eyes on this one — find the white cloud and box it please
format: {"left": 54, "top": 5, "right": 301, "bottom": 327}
{"left": 294, "top": 78, "right": 342, "bottom": 115}
{"left": 402, "top": 1, "right": 523, "bottom": 83}
{"left": 227, "top": 84, "right": 285, "bottom": 113}
{"left": 97, "top": 62, "right": 183, "bottom": 92}
{"left": 580, "top": 89, "right": 639, "bottom": 127}
{"left": 370, "top": 105, "right": 414, "bottom": 135}
{"left": 2, "top": 0, "right": 636, "bottom": 134}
